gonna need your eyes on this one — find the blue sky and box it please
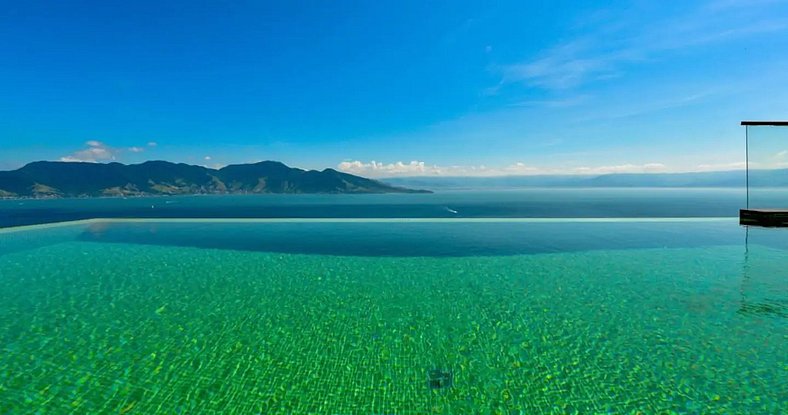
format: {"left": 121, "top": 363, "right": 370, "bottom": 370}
{"left": 1, "top": 0, "right": 788, "bottom": 176}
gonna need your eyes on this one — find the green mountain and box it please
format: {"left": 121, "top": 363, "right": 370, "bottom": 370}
{"left": 0, "top": 161, "right": 431, "bottom": 198}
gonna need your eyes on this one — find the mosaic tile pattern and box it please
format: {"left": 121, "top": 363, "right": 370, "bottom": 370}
{"left": 0, "top": 226, "right": 785, "bottom": 413}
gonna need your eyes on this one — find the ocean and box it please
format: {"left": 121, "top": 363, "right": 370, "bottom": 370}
{"left": 2, "top": 187, "right": 783, "bottom": 228}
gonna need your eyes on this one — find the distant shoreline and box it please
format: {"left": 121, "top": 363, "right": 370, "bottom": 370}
{"left": 0, "top": 191, "right": 435, "bottom": 201}
{"left": 5, "top": 185, "right": 788, "bottom": 201}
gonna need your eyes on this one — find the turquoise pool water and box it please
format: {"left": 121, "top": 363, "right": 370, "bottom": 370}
{"left": 0, "top": 219, "right": 785, "bottom": 413}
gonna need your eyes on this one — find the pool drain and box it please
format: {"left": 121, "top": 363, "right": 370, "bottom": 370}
{"left": 428, "top": 369, "right": 453, "bottom": 390}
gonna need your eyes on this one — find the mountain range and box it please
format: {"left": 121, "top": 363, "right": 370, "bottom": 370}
{"left": 2, "top": 161, "right": 785, "bottom": 199}
{"left": 0, "top": 161, "right": 430, "bottom": 198}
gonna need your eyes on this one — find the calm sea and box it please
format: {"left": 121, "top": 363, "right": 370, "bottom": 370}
{"left": 2, "top": 187, "right": 785, "bottom": 228}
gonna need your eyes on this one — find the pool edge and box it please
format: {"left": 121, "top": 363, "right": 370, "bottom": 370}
{"left": 0, "top": 216, "right": 739, "bottom": 233}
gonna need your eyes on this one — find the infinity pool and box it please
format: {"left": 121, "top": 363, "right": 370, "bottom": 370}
{"left": 0, "top": 219, "right": 785, "bottom": 413}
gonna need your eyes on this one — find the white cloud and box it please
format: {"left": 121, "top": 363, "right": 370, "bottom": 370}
{"left": 694, "top": 157, "right": 788, "bottom": 171}
{"left": 693, "top": 151, "right": 788, "bottom": 171}
{"left": 694, "top": 161, "right": 746, "bottom": 171}
{"left": 60, "top": 140, "right": 154, "bottom": 163}
{"left": 204, "top": 156, "right": 212, "bottom": 161}
{"left": 60, "top": 141, "right": 118, "bottom": 163}
{"left": 338, "top": 160, "right": 432, "bottom": 176}
{"left": 572, "top": 163, "right": 667, "bottom": 174}
{"left": 338, "top": 160, "right": 671, "bottom": 177}
{"left": 147, "top": 141, "right": 157, "bottom": 147}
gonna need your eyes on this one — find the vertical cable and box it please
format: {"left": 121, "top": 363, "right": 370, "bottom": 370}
{"left": 745, "top": 125, "right": 749, "bottom": 209}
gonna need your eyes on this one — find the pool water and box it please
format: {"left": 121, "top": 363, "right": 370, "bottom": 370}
{"left": 0, "top": 219, "right": 785, "bottom": 414}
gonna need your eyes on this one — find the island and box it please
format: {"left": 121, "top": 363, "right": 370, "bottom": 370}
{"left": 0, "top": 160, "right": 431, "bottom": 198}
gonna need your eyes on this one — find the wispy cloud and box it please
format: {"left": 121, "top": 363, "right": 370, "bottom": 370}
{"left": 510, "top": 95, "right": 589, "bottom": 108}
{"left": 501, "top": 41, "right": 635, "bottom": 90}
{"left": 705, "top": 0, "right": 785, "bottom": 12}
{"left": 761, "top": 149, "right": 788, "bottom": 169}
{"left": 497, "top": 1, "right": 788, "bottom": 91}
{"left": 338, "top": 160, "right": 670, "bottom": 177}
{"left": 575, "top": 90, "right": 718, "bottom": 122}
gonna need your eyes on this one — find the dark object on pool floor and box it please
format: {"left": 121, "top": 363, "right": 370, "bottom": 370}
{"left": 428, "top": 369, "right": 453, "bottom": 390}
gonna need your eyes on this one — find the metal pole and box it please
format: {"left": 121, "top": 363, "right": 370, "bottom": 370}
{"left": 745, "top": 125, "right": 749, "bottom": 209}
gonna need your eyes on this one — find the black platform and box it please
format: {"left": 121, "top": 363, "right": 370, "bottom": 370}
{"left": 740, "top": 209, "right": 788, "bottom": 227}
